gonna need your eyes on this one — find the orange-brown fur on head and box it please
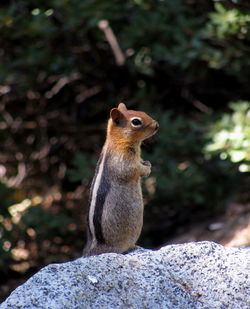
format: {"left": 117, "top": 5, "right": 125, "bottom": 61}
{"left": 106, "top": 103, "right": 158, "bottom": 157}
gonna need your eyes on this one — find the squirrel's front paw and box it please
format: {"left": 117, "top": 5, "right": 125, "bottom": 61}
{"left": 140, "top": 161, "right": 151, "bottom": 177}
{"left": 142, "top": 160, "right": 151, "bottom": 168}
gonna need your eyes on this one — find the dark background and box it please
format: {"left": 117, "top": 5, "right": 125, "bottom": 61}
{"left": 1, "top": 0, "right": 250, "bottom": 301}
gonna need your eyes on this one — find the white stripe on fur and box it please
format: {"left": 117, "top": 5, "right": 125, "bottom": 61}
{"left": 89, "top": 147, "right": 107, "bottom": 247}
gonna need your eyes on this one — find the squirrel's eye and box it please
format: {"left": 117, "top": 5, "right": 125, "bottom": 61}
{"left": 131, "top": 118, "right": 142, "bottom": 127}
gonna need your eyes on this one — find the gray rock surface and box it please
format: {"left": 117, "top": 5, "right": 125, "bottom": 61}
{"left": 1, "top": 241, "right": 250, "bottom": 309}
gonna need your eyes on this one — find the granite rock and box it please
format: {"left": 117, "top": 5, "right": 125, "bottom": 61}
{"left": 1, "top": 241, "right": 250, "bottom": 309}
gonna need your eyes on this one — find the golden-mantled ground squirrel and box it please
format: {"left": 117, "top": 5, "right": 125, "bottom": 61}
{"left": 83, "top": 103, "right": 159, "bottom": 256}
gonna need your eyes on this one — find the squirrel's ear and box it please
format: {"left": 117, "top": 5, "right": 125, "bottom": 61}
{"left": 110, "top": 108, "right": 124, "bottom": 125}
{"left": 118, "top": 103, "right": 127, "bottom": 111}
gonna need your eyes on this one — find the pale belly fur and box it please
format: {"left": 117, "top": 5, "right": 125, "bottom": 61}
{"left": 101, "top": 180, "right": 143, "bottom": 250}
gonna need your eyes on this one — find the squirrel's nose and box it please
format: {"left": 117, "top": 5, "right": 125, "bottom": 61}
{"left": 154, "top": 121, "right": 159, "bottom": 131}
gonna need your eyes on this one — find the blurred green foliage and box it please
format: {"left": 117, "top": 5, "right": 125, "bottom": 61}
{"left": 20, "top": 205, "right": 73, "bottom": 240}
{"left": 203, "top": 3, "right": 250, "bottom": 73}
{"left": 206, "top": 3, "right": 250, "bottom": 39}
{"left": 67, "top": 153, "right": 95, "bottom": 183}
{"left": 147, "top": 110, "right": 239, "bottom": 210}
{"left": 0, "top": 0, "right": 250, "bottom": 292}
{"left": 141, "top": 110, "right": 241, "bottom": 246}
{"left": 1, "top": 0, "right": 250, "bottom": 98}
{"left": 0, "top": 183, "right": 14, "bottom": 268}
{"left": 0, "top": 194, "right": 80, "bottom": 273}
{"left": 206, "top": 101, "right": 250, "bottom": 172}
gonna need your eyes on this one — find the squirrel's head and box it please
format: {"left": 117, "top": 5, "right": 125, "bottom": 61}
{"left": 108, "top": 103, "right": 159, "bottom": 143}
